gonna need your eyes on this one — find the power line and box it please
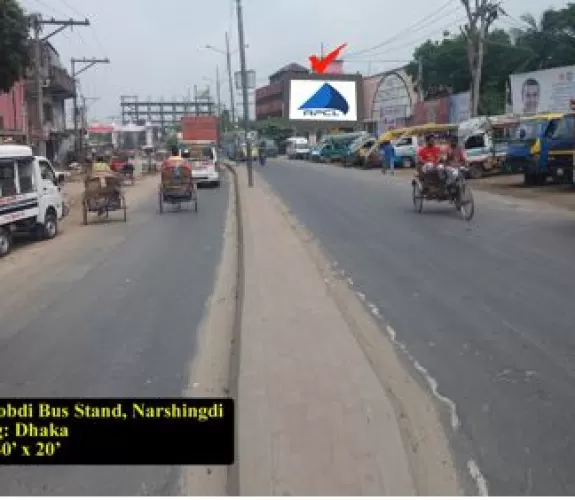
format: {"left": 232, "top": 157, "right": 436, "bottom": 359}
{"left": 350, "top": 15, "right": 468, "bottom": 60}
{"left": 346, "top": 0, "right": 459, "bottom": 58}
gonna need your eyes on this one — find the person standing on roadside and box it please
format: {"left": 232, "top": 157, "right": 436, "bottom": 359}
{"left": 379, "top": 139, "right": 396, "bottom": 175}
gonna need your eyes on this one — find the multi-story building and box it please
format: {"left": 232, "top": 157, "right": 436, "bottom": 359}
{"left": 0, "top": 81, "right": 26, "bottom": 143}
{"left": 255, "top": 63, "right": 309, "bottom": 121}
{"left": 25, "top": 41, "right": 75, "bottom": 162}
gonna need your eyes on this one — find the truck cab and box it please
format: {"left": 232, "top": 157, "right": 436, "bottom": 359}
{"left": 506, "top": 113, "right": 563, "bottom": 185}
{"left": 538, "top": 112, "right": 575, "bottom": 185}
{"left": 0, "top": 145, "right": 65, "bottom": 257}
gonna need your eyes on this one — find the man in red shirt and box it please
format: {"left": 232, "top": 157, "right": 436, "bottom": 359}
{"left": 417, "top": 134, "right": 442, "bottom": 165}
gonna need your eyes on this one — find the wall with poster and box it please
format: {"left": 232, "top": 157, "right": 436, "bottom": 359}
{"left": 449, "top": 91, "right": 471, "bottom": 123}
{"left": 510, "top": 65, "right": 575, "bottom": 114}
{"left": 411, "top": 96, "right": 450, "bottom": 125}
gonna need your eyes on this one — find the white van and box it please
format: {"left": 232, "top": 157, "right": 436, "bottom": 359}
{"left": 184, "top": 141, "right": 221, "bottom": 187}
{"left": 0, "top": 145, "right": 66, "bottom": 257}
{"left": 286, "top": 137, "right": 310, "bottom": 160}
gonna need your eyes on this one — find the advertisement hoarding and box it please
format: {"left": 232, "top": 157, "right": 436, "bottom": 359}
{"left": 286, "top": 74, "right": 362, "bottom": 126}
{"left": 448, "top": 91, "right": 471, "bottom": 124}
{"left": 510, "top": 65, "right": 575, "bottom": 114}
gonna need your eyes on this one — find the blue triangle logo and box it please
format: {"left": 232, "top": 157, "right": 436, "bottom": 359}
{"left": 298, "top": 83, "right": 349, "bottom": 114}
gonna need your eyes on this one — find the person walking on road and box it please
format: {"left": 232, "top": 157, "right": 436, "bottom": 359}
{"left": 380, "top": 139, "right": 396, "bottom": 175}
{"left": 258, "top": 140, "right": 267, "bottom": 166}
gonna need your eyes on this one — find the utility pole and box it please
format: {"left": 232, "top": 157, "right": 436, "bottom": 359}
{"left": 460, "top": 0, "right": 503, "bottom": 117}
{"left": 236, "top": 0, "right": 253, "bottom": 187}
{"left": 30, "top": 15, "right": 90, "bottom": 156}
{"left": 417, "top": 58, "right": 424, "bottom": 102}
{"left": 216, "top": 66, "right": 222, "bottom": 116}
{"left": 225, "top": 32, "right": 236, "bottom": 128}
{"left": 71, "top": 57, "right": 110, "bottom": 159}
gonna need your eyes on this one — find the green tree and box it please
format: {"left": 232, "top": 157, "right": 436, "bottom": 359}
{"left": 0, "top": 0, "right": 30, "bottom": 92}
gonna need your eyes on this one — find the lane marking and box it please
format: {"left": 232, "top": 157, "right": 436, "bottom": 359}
{"left": 467, "top": 459, "right": 489, "bottom": 496}
{"left": 337, "top": 268, "right": 488, "bottom": 494}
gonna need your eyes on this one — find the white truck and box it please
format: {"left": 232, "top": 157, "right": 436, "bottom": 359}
{"left": 0, "top": 144, "right": 66, "bottom": 257}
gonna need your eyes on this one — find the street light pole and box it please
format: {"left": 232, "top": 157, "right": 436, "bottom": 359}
{"left": 216, "top": 66, "right": 221, "bottom": 117}
{"left": 236, "top": 0, "right": 253, "bottom": 187}
{"left": 225, "top": 32, "right": 236, "bottom": 128}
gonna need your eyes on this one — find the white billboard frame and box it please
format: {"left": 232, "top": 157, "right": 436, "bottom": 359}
{"left": 510, "top": 65, "right": 575, "bottom": 115}
{"left": 287, "top": 77, "right": 359, "bottom": 123}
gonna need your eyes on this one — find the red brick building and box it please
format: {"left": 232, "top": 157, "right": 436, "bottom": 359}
{"left": 255, "top": 63, "right": 309, "bottom": 120}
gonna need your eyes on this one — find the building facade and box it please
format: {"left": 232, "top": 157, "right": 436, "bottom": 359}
{"left": 0, "top": 81, "right": 26, "bottom": 142}
{"left": 255, "top": 63, "right": 309, "bottom": 121}
{"left": 25, "top": 41, "right": 75, "bottom": 162}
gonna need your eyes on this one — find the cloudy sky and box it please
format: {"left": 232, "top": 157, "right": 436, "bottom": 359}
{"left": 19, "top": 0, "right": 562, "bottom": 123}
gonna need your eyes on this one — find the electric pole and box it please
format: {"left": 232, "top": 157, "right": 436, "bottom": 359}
{"left": 30, "top": 15, "right": 90, "bottom": 156}
{"left": 216, "top": 66, "right": 222, "bottom": 117}
{"left": 417, "top": 58, "right": 424, "bottom": 103}
{"left": 225, "top": 32, "right": 236, "bottom": 128}
{"left": 460, "top": 0, "right": 503, "bottom": 117}
{"left": 236, "top": 0, "right": 253, "bottom": 187}
{"left": 71, "top": 58, "right": 110, "bottom": 159}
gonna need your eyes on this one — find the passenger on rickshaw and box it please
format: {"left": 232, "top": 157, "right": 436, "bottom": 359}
{"left": 445, "top": 136, "right": 466, "bottom": 167}
{"left": 92, "top": 154, "right": 112, "bottom": 174}
{"left": 167, "top": 145, "right": 181, "bottom": 162}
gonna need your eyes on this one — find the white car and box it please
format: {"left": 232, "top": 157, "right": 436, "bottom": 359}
{"left": 286, "top": 137, "right": 310, "bottom": 159}
{"left": 0, "top": 146, "right": 66, "bottom": 257}
{"left": 189, "top": 145, "right": 220, "bottom": 187}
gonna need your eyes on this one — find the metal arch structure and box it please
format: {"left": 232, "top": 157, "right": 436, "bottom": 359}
{"left": 370, "top": 69, "right": 416, "bottom": 132}
{"left": 119, "top": 96, "right": 217, "bottom": 133}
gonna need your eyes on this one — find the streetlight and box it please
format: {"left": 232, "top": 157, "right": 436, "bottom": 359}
{"left": 204, "top": 37, "right": 249, "bottom": 127}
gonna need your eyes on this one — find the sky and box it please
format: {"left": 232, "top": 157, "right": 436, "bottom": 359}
{"left": 18, "top": 0, "right": 564, "bottom": 123}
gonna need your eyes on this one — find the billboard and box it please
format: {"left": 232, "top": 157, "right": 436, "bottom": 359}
{"left": 449, "top": 91, "right": 471, "bottom": 124}
{"left": 510, "top": 65, "right": 575, "bottom": 114}
{"left": 286, "top": 74, "right": 362, "bottom": 126}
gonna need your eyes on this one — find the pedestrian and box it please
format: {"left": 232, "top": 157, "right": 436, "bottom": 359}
{"left": 379, "top": 139, "right": 396, "bottom": 175}
{"left": 258, "top": 140, "right": 267, "bottom": 166}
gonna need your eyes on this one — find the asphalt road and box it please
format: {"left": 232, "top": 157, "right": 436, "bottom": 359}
{"left": 0, "top": 179, "right": 229, "bottom": 495}
{"left": 255, "top": 157, "right": 575, "bottom": 495}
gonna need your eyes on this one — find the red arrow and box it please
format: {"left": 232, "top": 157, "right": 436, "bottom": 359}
{"left": 309, "top": 43, "right": 347, "bottom": 74}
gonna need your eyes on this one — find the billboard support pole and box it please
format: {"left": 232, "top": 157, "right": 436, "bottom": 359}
{"left": 236, "top": 0, "right": 253, "bottom": 187}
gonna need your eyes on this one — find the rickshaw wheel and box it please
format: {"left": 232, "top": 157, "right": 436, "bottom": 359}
{"left": 458, "top": 184, "right": 474, "bottom": 221}
{"left": 158, "top": 190, "right": 164, "bottom": 214}
{"left": 412, "top": 184, "right": 424, "bottom": 213}
{"left": 82, "top": 201, "right": 88, "bottom": 225}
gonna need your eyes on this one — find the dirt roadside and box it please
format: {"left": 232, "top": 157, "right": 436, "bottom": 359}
{"left": 470, "top": 173, "right": 575, "bottom": 211}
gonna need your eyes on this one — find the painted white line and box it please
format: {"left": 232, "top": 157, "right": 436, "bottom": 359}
{"left": 386, "top": 325, "right": 460, "bottom": 430}
{"left": 467, "top": 459, "right": 489, "bottom": 496}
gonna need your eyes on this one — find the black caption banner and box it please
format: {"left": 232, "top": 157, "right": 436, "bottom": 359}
{"left": 0, "top": 398, "right": 234, "bottom": 465}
